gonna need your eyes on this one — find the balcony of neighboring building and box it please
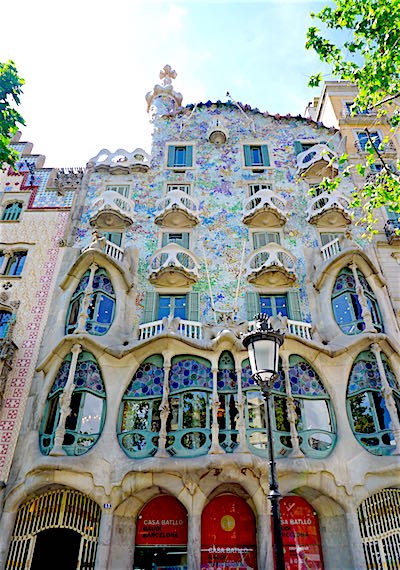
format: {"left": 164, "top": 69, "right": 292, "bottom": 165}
{"left": 354, "top": 131, "right": 397, "bottom": 157}
{"left": 340, "top": 103, "right": 379, "bottom": 125}
{"left": 384, "top": 210, "right": 400, "bottom": 245}
{"left": 307, "top": 186, "right": 352, "bottom": 226}
{"left": 154, "top": 187, "right": 200, "bottom": 228}
{"left": 89, "top": 186, "right": 135, "bottom": 228}
{"left": 296, "top": 141, "right": 338, "bottom": 178}
{"left": 246, "top": 241, "right": 297, "bottom": 287}
{"left": 242, "top": 185, "right": 287, "bottom": 227}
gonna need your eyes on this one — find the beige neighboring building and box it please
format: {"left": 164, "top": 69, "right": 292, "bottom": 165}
{"left": 0, "top": 73, "right": 400, "bottom": 570}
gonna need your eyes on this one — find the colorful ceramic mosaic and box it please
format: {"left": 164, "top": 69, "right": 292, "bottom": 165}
{"left": 74, "top": 356, "right": 105, "bottom": 395}
{"left": 217, "top": 369, "right": 237, "bottom": 391}
{"left": 382, "top": 359, "right": 399, "bottom": 391}
{"left": 169, "top": 358, "right": 213, "bottom": 393}
{"left": 49, "top": 359, "right": 72, "bottom": 395}
{"left": 124, "top": 363, "right": 164, "bottom": 398}
{"left": 348, "top": 359, "right": 381, "bottom": 394}
{"left": 289, "top": 362, "right": 327, "bottom": 397}
{"left": 241, "top": 364, "right": 285, "bottom": 393}
{"left": 333, "top": 269, "right": 356, "bottom": 294}
{"left": 93, "top": 270, "right": 114, "bottom": 295}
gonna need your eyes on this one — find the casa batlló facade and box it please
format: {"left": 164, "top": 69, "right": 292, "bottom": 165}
{"left": 0, "top": 67, "right": 400, "bottom": 570}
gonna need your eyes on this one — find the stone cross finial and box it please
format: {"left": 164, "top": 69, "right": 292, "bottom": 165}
{"left": 159, "top": 64, "right": 177, "bottom": 86}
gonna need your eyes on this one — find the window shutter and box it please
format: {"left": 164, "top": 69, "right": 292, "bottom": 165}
{"left": 186, "top": 291, "right": 200, "bottom": 322}
{"left": 253, "top": 232, "right": 265, "bottom": 249}
{"left": 294, "top": 141, "right": 303, "bottom": 155}
{"left": 267, "top": 232, "right": 281, "bottom": 245}
{"left": 287, "top": 290, "right": 302, "bottom": 322}
{"left": 162, "top": 233, "right": 168, "bottom": 247}
{"left": 142, "top": 292, "right": 158, "bottom": 323}
{"left": 246, "top": 292, "right": 260, "bottom": 321}
{"left": 185, "top": 146, "right": 193, "bottom": 167}
{"left": 244, "top": 145, "right": 252, "bottom": 166}
{"left": 261, "top": 145, "right": 270, "bottom": 167}
{"left": 320, "top": 233, "right": 339, "bottom": 246}
{"left": 167, "top": 145, "right": 175, "bottom": 167}
{"left": 182, "top": 233, "right": 190, "bottom": 249}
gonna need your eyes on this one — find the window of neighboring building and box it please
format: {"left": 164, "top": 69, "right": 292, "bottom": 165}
{"left": 66, "top": 268, "right": 116, "bottom": 335}
{"left": 347, "top": 351, "right": 400, "bottom": 455}
{"left": 243, "top": 144, "right": 270, "bottom": 167}
{"left": 246, "top": 290, "right": 302, "bottom": 322}
{"left": 252, "top": 231, "right": 281, "bottom": 249}
{"left": 1, "top": 202, "right": 23, "bottom": 222}
{"left": 161, "top": 232, "right": 190, "bottom": 249}
{"left": 39, "top": 351, "right": 106, "bottom": 456}
{"left": 167, "top": 145, "right": 193, "bottom": 168}
{"left": 142, "top": 291, "right": 200, "bottom": 324}
{"left": 345, "top": 102, "right": 369, "bottom": 115}
{"left": 357, "top": 131, "right": 381, "bottom": 152}
{"left": 0, "top": 310, "right": 12, "bottom": 338}
{"left": 167, "top": 183, "right": 191, "bottom": 195}
{"left": 331, "top": 267, "right": 383, "bottom": 335}
{"left": 4, "top": 251, "right": 27, "bottom": 276}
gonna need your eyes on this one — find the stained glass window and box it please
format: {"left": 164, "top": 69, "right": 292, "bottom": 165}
{"left": 0, "top": 310, "right": 12, "bottom": 338}
{"left": 1, "top": 202, "right": 23, "bottom": 221}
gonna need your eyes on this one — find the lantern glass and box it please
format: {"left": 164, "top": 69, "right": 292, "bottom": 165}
{"left": 248, "top": 335, "right": 279, "bottom": 384}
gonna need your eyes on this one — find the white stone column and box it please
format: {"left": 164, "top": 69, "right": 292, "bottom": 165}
{"left": 371, "top": 343, "right": 400, "bottom": 454}
{"left": 0, "top": 252, "right": 11, "bottom": 275}
{"left": 349, "top": 261, "right": 375, "bottom": 332}
{"left": 345, "top": 509, "right": 367, "bottom": 570}
{"left": 281, "top": 353, "right": 304, "bottom": 458}
{"left": 108, "top": 515, "right": 136, "bottom": 570}
{"left": 210, "top": 367, "right": 224, "bottom": 454}
{"left": 155, "top": 355, "right": 171, "bottom": 458}
{"left": 50, "top": 343, "right": 82, "bottom": 456}
{"left": 94, "top": 510, "right": 113, "bottom": 569}
{"left": 75, "top": 262, "right": 98, "bottom": 333}
{"left": 0, "top": 510, "right": 17, "bottom": 570}
{"left": 235, "top": 366, "right": 249, "bottom": 453}
{"left": 187, "top": 512, "right": 201, "bottom": 570}
{"left": 257, "top": 502, "right": 273, "bottom": 570}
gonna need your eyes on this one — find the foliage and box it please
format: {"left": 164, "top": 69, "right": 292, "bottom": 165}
{"left": 306, "top": 0, "right": 400, "bottom": 235}
{"left": 0, "top": 60, "right": 25, "bottom": 170}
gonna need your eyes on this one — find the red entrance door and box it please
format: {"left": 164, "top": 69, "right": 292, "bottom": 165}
{"left": 201, "top": 494, "right": 257, "bottom": 569}
{"left": 279, "top": 496, "right": 324, "bottom": 569}
{"left": 136, "top": 495, "right": 188, "bottom": 547}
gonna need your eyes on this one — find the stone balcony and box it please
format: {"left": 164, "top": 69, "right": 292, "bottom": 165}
{"left": 242, "top": 189, "right": 287, "bottom": 227}
{"left": 206, "top": 118, "right": 228, "bottom": 145}
{"left": 148, "top": 243, "right": 200, "bottom": 287}
{"left": 297, "top": 144, "right": 338, "bottom": 178}
{"left": 89, "top": 148, "right": 150, "bottom": 174}
{"left": 89, "top": 190, "right": 135, "bottom": 229}
{"left": 82, "top": 236, "right": 124, "bottom": 262}
{"left": 138, "top": 316, "right": 203, "bottom": 341}
{"left": 307, "top": 188, "right": 351, "bottom": 226}
{"left": 246, "top": 243, "right": 297, "bottom": 287}
{"left": 384, "top": 219, "right": 400, "bottom": 244}
{"left": 354, "top": 138, "right": 397, "bottom": 156}
{"left": 249, "top": 318, "right": 312, "bottom": 341}
{"left": 154, "top": 190, "right": 200, "bottom": 228}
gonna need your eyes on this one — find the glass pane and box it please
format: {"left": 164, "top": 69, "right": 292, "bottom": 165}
{"left": 43, "top": 398, "right": 59, "bottom": 435}
{"left": 274, "top": 396, "right": 290, "bottom": 432}
{"left": 357, "top": 132, "right": 368, "bottom": 150}
{"left": 247, "top": 391, "right": 265, "bottom": 428}
{"left": 372, "top": 392, "right": 392, "bottom": 431}
{"left": 251, "top": 146, "right": 262, "bottom": 165}
{"left": 67, "top": 298, "right": 81, "bottom": 331}
{"left": 275, "top": 296, "right": 288, "bottom": 317}
{"left": 65, "top": 392, "right": 82, "bottom": 431}
{"left": 183, "top": 392, "right": 207, "bottom": 428}
{"left": 121, "top": 400, "right": 149, "bottom": 431}
{"left": 174, "top": 147, "right": 186, "bottom": 166}
{"left": 367, "top": 297, "right": 382, "bottom": 329}
{"left": 301, "top": 399, "right": 331, "bottom": 432}
{"left": 167, "top": 396, "right": 180, "bottom": 431}
{"left": 96, "top": 294, "right": 114, "bottom": 324}
{"left": 0, "top": 311, "right": 11, "bottom": 338}
{"left": 80, "top": 393, "right": 103, "bottom": 434}
{"left": 308, "top": 433, "right": 332, "bottom": 451}
{"left": 249, "top": 431, "right": 268, "bottom": 449}
{"left": 350, "top": 393, "right": 375, "bottom": 433}
{"left": 158, "top": 296, "right": 171, "bottom": 319}
{"left": 260, "top": 296, "right": 273, "bottom": 316}
{"left": 173, "top": 296, "right": 186, "bottom": 319}
{"left": 151, "top": 399, "right": 162, "bottom": 432}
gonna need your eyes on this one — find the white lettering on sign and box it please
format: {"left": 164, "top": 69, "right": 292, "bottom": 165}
{"left": 143, "top": 519, "right": 184, "bottom": 526}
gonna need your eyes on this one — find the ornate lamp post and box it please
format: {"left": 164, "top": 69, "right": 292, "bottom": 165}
{"left": 242, "top": 313, "right": 286, "bottom": 570}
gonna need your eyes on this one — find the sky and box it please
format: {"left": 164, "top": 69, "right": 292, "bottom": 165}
{"left": 1, "top": 0, "right": 334, "bottom": 167}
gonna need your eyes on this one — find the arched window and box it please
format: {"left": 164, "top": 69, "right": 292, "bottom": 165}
{"left": 4, "top": 251, "right": 27, "bottom": 276}
{"left": 66, "top": 268, "right": 115, "bottom": 335}
{"left": 242, "top": 355, "right": 336, "bottom": 458}
{"left": 217, "top": 351, "right": 239, "bottom": 452}
{"left": 1, "top": 202, "right": 23, "bottom": 221}
{"left": 0, "top": 310, "right": 12, "bottom": 338}
{"left": 40, "top": 351, "right": 106, "bottom": 456}
{"left": 166, "top": 355, "right": 213, "bottom": 457}
{"left": 118, "top": 355, "right": 163, "bottom": 459}
{"left": 332, "top": 267, "right": 383, "bottom": 335}
{"left": 347, "top": 350, "right": 400, "bottom": 455}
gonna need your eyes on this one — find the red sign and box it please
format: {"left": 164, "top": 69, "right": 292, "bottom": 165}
{"left": 136, "top": 495, "right": 188, "bottom": 546}
{"left": 201, "top": 494, "right": 257, "bottom": 569}
{"left": 277, "top": 496, "right": 324, "bottom": 570}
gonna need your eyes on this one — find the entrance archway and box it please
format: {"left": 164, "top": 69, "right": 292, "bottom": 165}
{"left": 201, "top": 494, "right": 257, "bottom": 569}
{"left": 279, "top": 496, "right": 324, "bottom": 569}
{"left": 134, "top": 495, "right": 188, "bottom": 569}
{"left": 6, "top": 488, "right": 101, "bottom": 569}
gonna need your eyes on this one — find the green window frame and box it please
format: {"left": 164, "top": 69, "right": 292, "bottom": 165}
{"left": 320, "top": 232, "right": 342, "bottom": 246}
{"left": 142, "top": 291, "right": 200, "bottom": 324}
{"left": 161, "top": 232, "right": 190, "bottom": 249}
{"left": 167, "top": 145, "right": 193, "bottom": 168}
{"left": 246, "top": 290, "right": 302, "bottom": 321}
{"left": 106, "top": 185, "right": 130, "bottom": 197}
{"left": 1, "top": 202, "right": 23, "bottom": 221}
{"left": 252, "top": 231, "right": 281, "bottom": 249}
{"left": 217, "top": 351, "right": 239, "bottom": 453}
{"left": 294, "top": 140, "right": 327, "bottom": 155}
{"left": 243, "top": 144, "right": 270, "bottom": 167}
{"left": 39, "top": 351, "right": 106, "bottom": 456}
{"left": 101, "top": 231, "right": 122, "bottom": 247}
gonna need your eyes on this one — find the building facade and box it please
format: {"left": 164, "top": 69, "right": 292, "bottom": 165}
{"left": 0, "top": 68, "right": 400, "bottom": 569}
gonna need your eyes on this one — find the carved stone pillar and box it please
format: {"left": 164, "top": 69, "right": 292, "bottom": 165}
{"left": 187, "top": 512, "right": 201, "bottom": 570}
{"left": 349, "top": 261, "right": 375, "bottom": 332}
{"left": 281, "top": 353, "right": 304, "bottom": 458}
{"left": 50, "top": 344, "right": 82, "bottom": 456}
{"left": 345, "top": 508, "right": 367, "bottom": 570}
{"left": 94, "top": 510, "right": 113, "bottom": 569}
{"left": 371, "top": 343, "right": 400, "bottom": 454}
{"left": 0, "top": 252, "right": 11, "bottom": 275}
{"left": 75, "top": 263, "right": 98, "bottom": 333}
{"left": 235, "top": 366, "right": 249, "bottom": 452}
{"left": 210, "top": 367, "right": 224, "bottom": 454}
{"left": 0, "top": 510, "right": 17, "bottom": 570}
{"left": 0, "top": 337, "right": 17, "bottom": 409}
{"left": 155, "top": 356, "right": 171, "bottom": 458}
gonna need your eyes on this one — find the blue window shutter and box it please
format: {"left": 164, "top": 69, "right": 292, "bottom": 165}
{"left": 294, "top": 141, "right": 303, "bottom": 155}
{"left": 261, "top": 145, "right": 270, "bottom": 167}
{"left": 185, "top": 146, "right": 193, "bottom": 167}
{"left": 167, "top": 145, "right": 175, "bottom": 167}
{"left": 143, "top": 292, "right": 158, "bottom": 323}
{"left": 246, "top": 292, "right": 259, "bottom": 320}
{"left": 186, "top": 291, "right": 200, "bottom": 321}
{"left": 287, "top": 290, "right": 302, "bottom": 321}
{"left": 244, "top": 145, "right": 252, "bottom": 166}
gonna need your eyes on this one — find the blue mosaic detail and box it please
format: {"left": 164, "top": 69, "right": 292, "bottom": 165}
{"left": 382, "top": 359, "right": 399, "bottom": 391}
{"left": 289, "top": 362, "right": 326, "bottom": 397}
{"left": 348, "top": 359, "right": 381, "bottom": 394}
{"left": 241, "top": 364, "right": 285, "bottom": 393}
{"left": 49, "top": 352, "right": 104, "bottom": 396}
{"left": 49, "top": 359, "right": 71, "bottom": 395}
{"left": 125, "top": 363, "right": 164, "bottom": 398}
{"left": 30, "top": 170, "right": 74, "bottom": 208}
{"left": 217, "top": 369, "right": 237, "bottom": 391}
{"left": 169, "top": 358, "right": 213, "bottom": 393}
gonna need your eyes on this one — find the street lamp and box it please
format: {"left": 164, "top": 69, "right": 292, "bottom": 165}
{"left": 242, "top": 313, "right": 286, "bottom": 570}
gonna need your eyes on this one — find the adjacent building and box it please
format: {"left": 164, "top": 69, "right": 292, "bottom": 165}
{"left": 0, "top": 69, "right": 399, "bottom": 569}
